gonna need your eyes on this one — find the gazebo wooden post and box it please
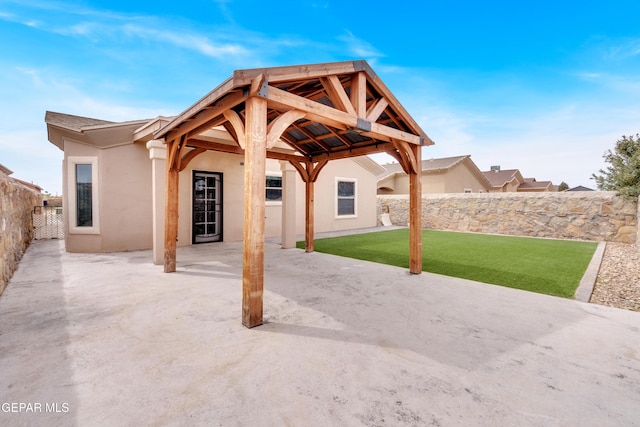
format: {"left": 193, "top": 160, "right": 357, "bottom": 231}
{"left": 242, "top": 95, "right": 268, "bottom": 328}
{"left": 164, "top": 139, "right": 179, "bottom": 273}
{"left": 409, "top": 144, "right": 422, "bottom": 274}
{"left": 305, "top": 178, "right": 314, "bottom": 252}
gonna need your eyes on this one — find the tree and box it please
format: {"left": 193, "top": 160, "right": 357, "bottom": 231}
{"left": 592, "top": 134, "right": 640, "bottom": 200}
{"left": 557, "top": 181, "right": 569, "bottom": 192}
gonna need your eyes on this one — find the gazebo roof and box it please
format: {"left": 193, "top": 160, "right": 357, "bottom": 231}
{"left": 154, "top": 60, "right": 432, "bottom": 167}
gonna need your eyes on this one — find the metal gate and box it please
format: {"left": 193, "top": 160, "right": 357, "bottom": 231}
{"left": 33, "top": 206, "right": 64, "bottom": 239}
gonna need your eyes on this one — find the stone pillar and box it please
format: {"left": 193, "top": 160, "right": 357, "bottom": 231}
{"left": 146, "top": 139, "right": 166, "bottom": 265}
{"left": 280, "top": 161, "right": 297, "bottom": 248}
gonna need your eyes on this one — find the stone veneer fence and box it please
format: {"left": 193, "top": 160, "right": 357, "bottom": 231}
{"left": 0, "top": 174, "right": 43, "bottom": 295}
{"left": 377, "top": 191, "right": 639, "bottom": 244}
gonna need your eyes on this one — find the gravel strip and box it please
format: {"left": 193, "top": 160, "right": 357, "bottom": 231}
{"left": 590, "top": 242, "right": 640, "bottom": 312}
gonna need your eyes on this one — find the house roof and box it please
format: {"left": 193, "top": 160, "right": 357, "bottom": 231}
{"left": 153, "top": 60, "right": 432, "bottom": 169}
{"left": 482, "top": 169, "right": 521, "bottom": 188}
{"left": 45, "top": 111, "right": 151, "bottom": 150}
{"left": 566, "top": 185, "right": 594, "bottom": 192}
{"left": 45, "top": 111, "right": 115, "bottom": 132}
{"left": 0, "top": 163, "right": 13, "bottom": 176}
{"left": 378, "top": 155, "right": 470, "bottom": 179}
{"left": 517, "top": 179, "right": 553, "bottom": 191}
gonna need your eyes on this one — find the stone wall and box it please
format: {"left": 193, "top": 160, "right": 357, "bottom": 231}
{"left": 378, "top": 192, "right": 637, "bottom": 243}
{"left": 0, "top": 174, "right": 43, "bottom": 295}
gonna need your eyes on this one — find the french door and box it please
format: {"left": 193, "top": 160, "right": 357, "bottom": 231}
{"left": 192, "top": 171, "right": 223, "bottom": 243}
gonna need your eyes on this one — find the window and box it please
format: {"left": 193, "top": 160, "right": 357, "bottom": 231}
{"left": 67, "top": 156, "right": 99, "bottom": 234}
{"left": 336, "top": 178, "right": 357, "bottom": 217}
{"left": 464, "top": 188, "right": 472, "bottom": 193}
{"left": 266, "top": 174, "right": 282, "bottom": 202}
{"left": 76, "top": 164, "right": 93, "bottom": 226}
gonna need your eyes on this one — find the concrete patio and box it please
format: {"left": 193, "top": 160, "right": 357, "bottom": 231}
{"left": 1, "top": 238, "right": 639, "bottom": 426}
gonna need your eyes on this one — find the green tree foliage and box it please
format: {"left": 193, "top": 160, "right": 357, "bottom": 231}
{"left": 592, "top": 134, "right": 640, "bottom": 200}
{"left": 557, "top": 181, "right": 569, "bottom": 192}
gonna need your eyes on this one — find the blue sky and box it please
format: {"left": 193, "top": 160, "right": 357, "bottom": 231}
{"left": 2, "top": 0, "right": 640, "bottom": 194}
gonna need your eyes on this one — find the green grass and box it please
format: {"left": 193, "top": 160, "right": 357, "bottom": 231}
{"left": 297, "top": 229, "right": 598, "bottom": 298}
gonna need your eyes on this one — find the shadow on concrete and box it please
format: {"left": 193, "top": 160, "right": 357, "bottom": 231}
{"left": 259, "top": 245, "right": 595, "bottom": 371}
{"left": 0, "top": 240, "right": 78, "bottom": 426}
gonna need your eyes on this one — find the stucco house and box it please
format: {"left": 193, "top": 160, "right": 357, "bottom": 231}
{"left": 45, "top": 111, "right": 385, "bottom": 255}
{"left": 482, "top": 166, "right": 553, "bottom": 192}
{"left": 377, "top": 155, "right": 492, "bottom": 194}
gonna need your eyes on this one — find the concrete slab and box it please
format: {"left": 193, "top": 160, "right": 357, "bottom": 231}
{"left": 1, "top": 239, "right": 639, "bottom": 426}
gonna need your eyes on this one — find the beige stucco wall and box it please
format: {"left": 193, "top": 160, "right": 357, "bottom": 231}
{"left": 63, "top": 140, "right": 153, "bottom": 253}
{"left": 177, "top": 154, "right": 378, "bottom": 245}
{"left": 311, "top": 158, "right": 379, "bottom": 233}
{"left": 63, "top": 139, "right": 378, "bottom": 252}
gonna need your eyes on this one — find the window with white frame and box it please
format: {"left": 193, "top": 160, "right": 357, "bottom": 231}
{"left": 265, "top": 174, "right": 282, "bottom": 202}
{"left": 336, "top": 178, "right": 357, "bottom": 217}
{"left": 67, "top": 156, "right": 100, "bottom": 234}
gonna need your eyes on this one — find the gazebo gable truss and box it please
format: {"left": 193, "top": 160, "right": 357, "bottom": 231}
{"left": 154, "top": 60, "right": 430, "bottom": 328}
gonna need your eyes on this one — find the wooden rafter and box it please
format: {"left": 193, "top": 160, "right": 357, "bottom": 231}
{"left": 165, "top": 90, "right": 246, "bottom": 143}
{"left": 223, "top": 109, "right": 246, "bottom": 149}
{"left": 320, "top": 75, "right": 356, "bottom": 115}
{"left": 350, "top": 72, "right": 367, "bottom": 117}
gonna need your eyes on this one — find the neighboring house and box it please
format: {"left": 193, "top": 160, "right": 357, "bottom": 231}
{"left": 45, "top": 111, "right": 385, "bottom": 254}
{"left": 377, "top": 155, "right": 492, "bottom": 194}
{"left": 481, "top": 166, "right": 553, "bottom": 192}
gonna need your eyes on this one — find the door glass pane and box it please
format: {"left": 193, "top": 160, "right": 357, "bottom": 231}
{"left": 193, "top": 172, "right": 222, "bottom": 243}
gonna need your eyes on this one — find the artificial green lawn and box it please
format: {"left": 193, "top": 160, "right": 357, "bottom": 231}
{"left": 297, "top": 229, "right": 598, "bottom": 298}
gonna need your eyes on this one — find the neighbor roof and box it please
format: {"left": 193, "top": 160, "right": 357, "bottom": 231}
{"left": 518, "top": 179, "right": 553, "bottom": 191}
{"left": 482, "top": 169, "right": 521, "bottom": 188}
{"left": 378, "top": 155, "right": 470, "bottom": 179}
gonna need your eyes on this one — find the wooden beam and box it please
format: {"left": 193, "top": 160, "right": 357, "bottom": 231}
{"left": 223, "top": 109, "right": 246, "bottom": 149}
{"left": 309, "top": 141, "right": 395, "bottom": 162}
{"left": 309, "top": 159, "right": 328, "bottom": 182}
{"left": 250, "top": 73, "right": 266, "bottom": 97}
{"left": 366, "top": 122, "right": 421, "bottom": 145}
{"left": 366, "top": 97, "right": 389, "bottom": 123}
{"left": 164, "top": 90, "right": 246, "bottom": 143}
{"left": 266, "top": 85, "right": 421, "bottom": 145}
{"left": 266, "top": 109, "right": 306, "bottom": 148}
{"left": 320, "top": 75, "right": 357, "bottom": 115}
{"left": 186, "top": 115, "right": 227, "bottom": 140}
{"left": 288, "top": 160, "right": 309, "bottom": 182}
{"left": 164, "top": 139, "right": 179, "bottom": 273}
{"left": 179, "top": 147, "right": 206, "bottom": 172}
{"left": 232, "top": 60, "right": 362, "bottom": 86}
{"left": 350, "top": 71, "right": 367, "bottom": 117}
{"left": 242, "top": 96, "right": 267, "bottom": 329}
{"left": 266, "top": 85, "right": 353, "bottom": 131}
{"left": 305, "top": 179, "right": 314, "bottom": 253}
{"left": 187, "top": 138, "right": 306, "bottom": 163}
{"left": 409, "top": 143, "right": 422, "bottom": 274}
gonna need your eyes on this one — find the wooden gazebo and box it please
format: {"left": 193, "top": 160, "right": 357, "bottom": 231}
{"left": 153, "top": 60, "right": 433, "bottom": 328}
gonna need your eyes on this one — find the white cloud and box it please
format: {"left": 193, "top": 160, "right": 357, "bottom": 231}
{"left": 338, "top": 30, "right": 384, "bottom": 60}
